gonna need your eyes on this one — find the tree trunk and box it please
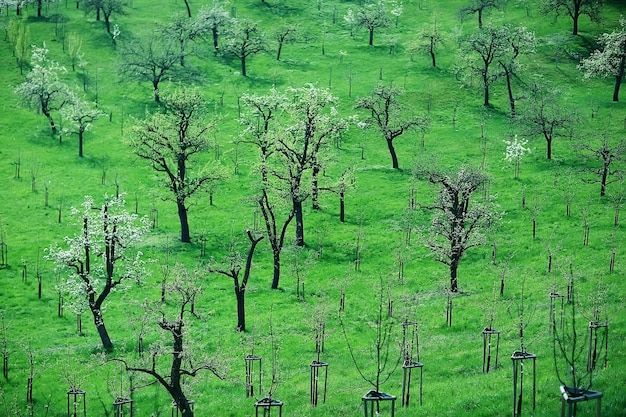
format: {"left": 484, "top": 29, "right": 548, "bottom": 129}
{"left": 276, "top": 41, "right": 284, "bottom": 61}
{"left": 183, "top": 0, "right": 191, "bottom": 17}
{"left": 501, "top": 63, "right": 515, "bottom": 117}
{"left": 43, "top": 109, "right": 57, "bottom": 134}
{"left": 271, "top": 249, "right": 281, "bottom": 289}
{"left": 340, "top": 192, "right": 345, "bottom": 223}
{"left": 369, "top": 28, "right": 374, "bottom": 46}
{"left": 241, "top": 56, "right": 247, "bottom": 76}
{"left": 177, "top": 201, "right": 191, "bottom": 243}
{"left": 430, "top": 48, "right": 436, "bottom": 67}
{"left": 92, "top": 307, "right": 113, "bottom": 350}
{"left": 78, "top": 130, "right": 84, "bottom": 157}
{"left": 612, "top": 55, "right": 624, "bottom": 102}
{"left": 294, "top": 199, "right": 304, "bottom": 246}
{"left": 96, "top": 7, "right": 100, "bottom": 21}
{"left": 104, "top": 15, "right": 111, "bottom": 34}
{"left": 212, "top": 28, "right": 219, "bottom": 50}
{"left": 153, "top": 81, "right": 161, "bottom": 103}
{"left": 600, "top": 165, "right": 608, "bottom": 197}
{"left": 483, "top": 73, "right": 490, "bottom": 106}
{"left": 386, "top": 138, "right": 399, "bottom": 169}
{"left": 572, "top": 14, "right": 579, "bottom": 36}
{"left": 449, "top": 259, "right": 459, "bottom": 292}
{"left": 235, "top": 289, "right": 245, "bottom": 331}
{"left": 478, "top": 9, "right": 483, "bottom": 29}
{"left": 546, "top": 137, "right": 552, "bottom": 160}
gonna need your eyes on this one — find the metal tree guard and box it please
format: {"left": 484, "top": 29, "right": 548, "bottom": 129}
{"left": 67, "top": 388, "right": 86, "bottom": 417}
{"left": 310, "top": 360, "right": 328, "bottom": 406}
{"left": 482, "top": 327, "right": 500, "bottom": 373}
{"left": 511, "top": 350, "right": 536, "bottom": 417}
{"left": 362, "top": 390, "right": 396, "bottom": 417}
{"left": 560, "top": 386, "right": 603, "bottom": 417}
{"left": 245, "top": 355, "right": 262, "bottom": 398}
{"left": 113, "top": 397, "right": 133, "bottom": 417}
{"left": 549, "top": 292, "right": 565, "bottom": 335}
{"left": 401, "top": 320, "right": 423, "bottom": 407}
{"left": 254, "top": 397, "right": 283, "bottom": 417}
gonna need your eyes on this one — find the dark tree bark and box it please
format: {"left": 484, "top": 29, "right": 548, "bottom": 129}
{"left": 177, "top": 201, "right": 191, "bottom": 243}
{"left": 613, "top": 55, "right": 625, "bottom": 102}
{"left": 183, "top": 0, "right": 191, "bottom": 17}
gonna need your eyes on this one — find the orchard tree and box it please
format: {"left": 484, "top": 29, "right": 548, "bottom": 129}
{"left": 15, "top": 44, "right": 72, "bottom": 134}
{"left": 460, "top": 25, "right": 510, "bottom": 107}
{"left": 60, "top": 93, "right": 105, "bottom": 158}
{"left": 540, "top": 0, "right": 603, "bottom": 36}
{"left": 578, "top": 18, "right": 626, "bottom": 102}
{"left": 577, "top": 134, "right": 626, "bottom": 197}
{"left": 345, "top": 0, "right": 390, "bottom": 46}
{"left": 130, "top": 88, "right": 225, "bottom": 243}
{"left": 274, "top": 23, "right": 297, "bottom": 61}
{"left": 83, "top": 0, "right": 125, "bottom": 33}
{"left": 410, "top": 22, "right": 444, "bottom": 67}
{"left": 355, "top": 85, "right": 429, "bottom": 170}
{"left": 197, "top": 1, "right": 230, "bottom": 51}
{"left": 221, "top": 18, "right": 267, "bottom": 76}
{"left": 459, "top": 0, "right": 504, "bottom": 29}
{"left": 416, "top": 165, "right": 499, "bottom": 293}
{"left": 7, "top": 16, "right": 29, "bottom": 74}
{"left": 160, "top": 13, "right": 208, "bottom": 67}
{"left": 273, "top": 85, "right": 350, "bottom": 246}
{"left": 208, "top": 230, "right": 264, "bottom": 331}
{"left": 118, "top": 35, "right": 181, "bottom": 102}
{"left": 497, "top": 26, "right": 536, "bottom": 117}
{"left": 523, "top": 83, "right": 578, "bottom": 160}
{"left": 47, "top": 195, "right": 149, "bottom": 351}
{"left": 113, "top": 266, "right": 226, "bottom": 417}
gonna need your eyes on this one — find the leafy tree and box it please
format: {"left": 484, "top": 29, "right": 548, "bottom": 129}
{"left": 460, "top": 25, "right": 510, "bottom": 107}
{"left": 578, "top": 18, "right": 626, "bottom": 102}
{"left": 274, "top": 23, "right": 297, "bottom": 61}
{"left": 355, "top": 85, "right": 428, "bottom": 170}
{"left": 15, "top": 43, "right": 72, "bottom": 134}
{"left": 345, "top": 0, "right": 390, "bottom": 46}
{"left": 60, "top": 93, "right": 105, "bottom": 158}
{"left": 459, "top": 0, "right": 504, "bottom": 29}
{"left": 576, "top": 133, "right": 626, "bottom": 197}
{"left": 10, "top": 16, "right": 29, "bottom": 74}
{"left": 540, "top": 0, "right": 603, "bottom": 36}
{"left": 118, "top": 35, "right": 181, "bottom": 102}
{"left": 67, "top": 32, "right": 84, "bottom": 72}
{"left": 410, "top": 21, "right": 444, "bottom": 67}
{"left": 208, "top": 230, "right": 264, "bottom": 331}
{"left": 47, "top": 195, "right": 149, "bottom": 351}
{"left": 416, "top": 165, "right": 498, "bottom": 293}
{"left": 197, "top": 0, "right": 230, "bottom": 51}
{"left": 221, "top": 18, "right": 267, "bottom": 76}
{"left": 130, "top": 88, "right": 225, "bottom": 243}
{"left": 160, "top": 13, "right": 208, "bottom": 67}
{"left": 113, "top": 265, "right": 226, "bottom": 417}
{"left": 523, "top": 83, "right": 578, "bottom": 160}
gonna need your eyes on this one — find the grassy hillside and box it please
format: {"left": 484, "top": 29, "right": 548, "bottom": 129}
{"left": 1, "top": 0, "right": 625, "bottom": 416}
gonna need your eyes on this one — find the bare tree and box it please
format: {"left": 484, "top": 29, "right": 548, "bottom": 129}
{"left": 118, "top": 35, "right": 181, "bottom": 103}
{"left": 523, "top": 83, "right": 578, "bottom": 160}
{"left": 540, "top": 0, "right": 603, "bottom": 36}
{"left": 417, "top": 165, "right": 499, "bottom": 292}
{"left": 113, "top": 266, "right": 226, "bottom": 417}
{"left": 355, "top": 85, "right": 428, "bottom": 170}
{"left": 576, "top": 133, "right": 626, "bottom": 197}
{"left": 221, "top": 18, "right": 267, "bottom": 76}
{"left": 208, "top": 230, "right": 264, "bottom": 331}
{"left": 459, "top": 0, "right": 504, "bottom": 29}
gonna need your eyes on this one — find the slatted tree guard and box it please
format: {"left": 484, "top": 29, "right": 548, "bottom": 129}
{"left": 245, "top": 355, "right": 262, "bottom": 398}
{"left": 549, "top": 292, "right": 565, "bottom": 336}
{"left": 400, "top": 320, "right": 423, "bottom": 408}
{"left": 511, "top": 350, "right": 536, "bottom": 417}
{"left": 482, "top": 327, "right": 500, "bottom": 373}
{"left": 113, "top": 397, "right": 133, "bottom": 417}
{"left": 254, "top": 397, "right": 283, "bottom": 417}
{"left": 67, "top": 388, "right": 86, "bottom": 417}
{"left": 310, "top": 316, "right": 329, "bottom": 407}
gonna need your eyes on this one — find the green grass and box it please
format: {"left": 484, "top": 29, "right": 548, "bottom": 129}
{"left": 1, "top": 0, "right": 626, "bottom": 416}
